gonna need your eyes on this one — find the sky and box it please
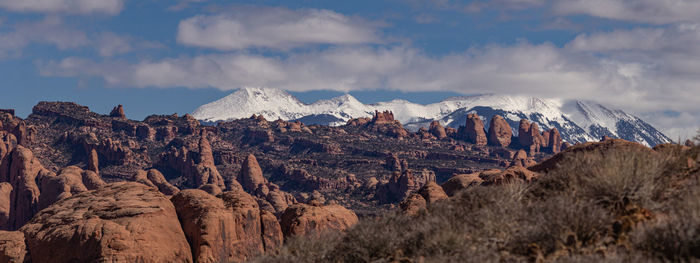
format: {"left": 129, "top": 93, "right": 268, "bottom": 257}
{"left": 0, "top": 0, "right": 698, "bottom": 139}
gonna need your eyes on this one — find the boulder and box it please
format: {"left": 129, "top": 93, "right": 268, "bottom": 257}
{"left": 487, "top": 115, "right": 512, "bottom": 147}
{"left": 464, "top": 113, "right": 487, "bottom": 145}
{"left": 399, "top": 193, "right": 426, "bottom": 215}
{"left": 416, "top": 181, "right": 448, "bottom": 205}
{"left": 441, "top": 173, "right": 483, "bottom": 196}
{"left": 20, "top": 182, "right": 193, "bottom": 263}
{"left": 280, "top": 203, "right": 358, "bottom": 238}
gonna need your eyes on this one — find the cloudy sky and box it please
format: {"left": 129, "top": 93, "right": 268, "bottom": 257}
{"left": 0, "top": 0, "right": 698, "bottom": 139}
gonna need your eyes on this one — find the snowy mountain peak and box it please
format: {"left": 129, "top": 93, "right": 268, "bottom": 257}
{"left": 192, "top": 88, "right": 671, "bottom": 146}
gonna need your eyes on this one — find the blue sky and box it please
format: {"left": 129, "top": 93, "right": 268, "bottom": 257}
{"left": 0, "top": 0, "right": 698, "bottom": 138}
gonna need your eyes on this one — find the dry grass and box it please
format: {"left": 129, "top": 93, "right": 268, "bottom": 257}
{"left": 252, "top": 141, "right": 700, "bottom": 263}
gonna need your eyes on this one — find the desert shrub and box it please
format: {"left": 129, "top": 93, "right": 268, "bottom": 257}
{"left": 509, "top": 196, "right": 612, "bottom": 256}
{"left": 531, "top": 147, "right": 667, "bottom": 213}
{"left": 631, "top": 182, "right": 700, "bottom": 261}
{"left": 253, "top": 141, "right": 700, "bottom": 263}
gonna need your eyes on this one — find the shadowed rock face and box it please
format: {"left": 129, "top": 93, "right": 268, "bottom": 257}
{"left": 279, "top": 203, "right": 358, "bottom": 238}
{"left": 21, "top": 182, "right": 193, "bottom": 263}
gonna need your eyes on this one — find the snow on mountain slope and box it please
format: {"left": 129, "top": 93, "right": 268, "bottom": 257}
{"left": 192, "top": 87, "right": 672, "bottom": 146}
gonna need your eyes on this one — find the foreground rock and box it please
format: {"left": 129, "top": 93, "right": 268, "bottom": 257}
{"left": 0, "top": 230, "right": 26, "bottom": 263}
{"left": 280, "top": 203, "right": 359, "bottom": 238}
{"left": 171, "top": 189, "right": 282, "bottom": 263}
{"left": 20, "top": 182, "right": 193, "bottom": 263}
{"left": 1, "top": 146, "right": 53, "bottom": 230}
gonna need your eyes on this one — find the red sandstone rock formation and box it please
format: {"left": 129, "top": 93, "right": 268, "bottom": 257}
{"left": 399, "top": 181, "right": 448, "bottom": 214}
{"left": 464, "top": 113, "right": 487, "bottom": 145}
{"left": 510, "top": 149, "right": 536, "bottom": 167}
{"left": 20, "top": 182, "right": 193, "bottom": 263}
{"left": 171, "top": 189, "right": 283, "bottom": 263}
{"left": 429, "top": 121, "right": 447, "bottom": 139}
{"left": 0, "top": 230, "right": 26, "bottom": 263}
{"left": 280, "top": 203, "right": 358, "bottom": 238}
{"left": 377, "top": 169, "right": 435, "bottom": 203}
{"left": 237, "top": 154, "right": 295, "bottom": 213}
{"left": 417, "top": 181, "right": 448, "bottom": 205}
{"left": 518, "top": 119, "right": 546, "bottom": 154}
{"left": 548, "top": 128, "right": 563, "bottom": 153}
{"left": 160, "top": 134, "right": 225, "bottom": 189}
{"left": 132, "top": 169, "right": 179, "bottom": 196}
{"left": 487, "top": 115, "right": 512, "bottom": 147}
{"left": 37, "top": 166, "right": 104, "bottom": 210}
{"left": 441, "top": 172, "right": 483, "bottom": 197}
{"left": 109, "top": 104, "right": 126, "bottom": 119}
{"left": 0, "top": 146, "right": 52, "bottom": 230}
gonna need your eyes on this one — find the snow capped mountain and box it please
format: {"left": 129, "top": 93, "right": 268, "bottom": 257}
{"left": 192, "top": 87, "right": 672, "bottom": 146}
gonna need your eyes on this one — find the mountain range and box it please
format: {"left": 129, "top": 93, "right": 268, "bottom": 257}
{"left": 192, "top": 87, "right": 672, "bottom": 146}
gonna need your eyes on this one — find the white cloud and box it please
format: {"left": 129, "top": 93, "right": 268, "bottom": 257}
{"left": 177, "top": 7, "right": 382, "bottom": 50}
{"left": 0, "top": 17, "right": 89, "bottom": 58}
{"left": 553, "top": 0, "right": 700, "bottom": 24}
{"left": 0, "top": 0, "right": 124, "bottom": 15}
{"left": 37, "top": 36, "right": 700, "bottom": 136}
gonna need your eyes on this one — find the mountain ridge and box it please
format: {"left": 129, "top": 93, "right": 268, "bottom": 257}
{"left": 192, "top": 87, "right": 672, "bottom": 146}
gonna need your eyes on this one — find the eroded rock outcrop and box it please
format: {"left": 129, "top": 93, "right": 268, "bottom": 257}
{"left": 238, "top": 154, "right": 295, "bottom": 213}
{"left": 20, "top": 182, "right": 193, "bottom": 263}
{"left": 376, "top": 169, "right": 435, "bottom": 203}
{"left": 171, "top": 189, "right": 282, "bottom": 263}
{"left": 441, "top": 172, "right": 483, "bottom": 197}
{"left": 548, "top": 127, "right": 563, "bottom": 153}
{"left": 399, "top": 181, "right": 448, "bottom": 214}
{"left": 429, "top": 121, "right": 447, "bottom": 139}
{"left": 487, "top": 115, "right": 512, "bottom": 147}
{"left": 280, "top": 203, "right": 358, "bottom": 238}
{"left": 37, "top": 166, "right": 104, "bottom": 210}
{"left": 510, "top": 149, "right": 536, "bottom": 167}
{"left": 109, "top": 104, "right": 126, "bottom": 119}
{"left": 160, "top": 134, "right": 225, "bottom": 189}
{"left": 0, "top": 230, "right": 26, "bottom": 263}
{"left": 0, "top": 146, "right": 52, "bottom": 230}
{"left": 518, "top": 119, "right": 546, "bottom": 154}
{"left": 464, "top": 113, "right": 487, "bottom": 146}
{"left": 132, "top": 169, "right": 179, "bottom": 196}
